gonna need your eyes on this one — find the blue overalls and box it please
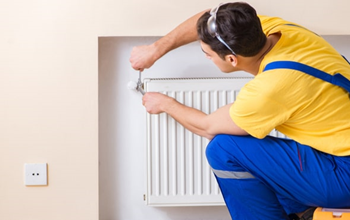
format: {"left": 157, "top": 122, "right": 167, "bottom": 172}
{"left": 206, "top": 60, "right": 350, "bottom": 219}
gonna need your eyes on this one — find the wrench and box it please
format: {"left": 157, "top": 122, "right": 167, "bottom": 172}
{"left": 136, "top": 71, "right": 145, "bottom": 95}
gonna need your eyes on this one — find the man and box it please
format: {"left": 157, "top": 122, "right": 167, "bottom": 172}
{"left": 130, "top": 2, "right": 350, "bottom": 220}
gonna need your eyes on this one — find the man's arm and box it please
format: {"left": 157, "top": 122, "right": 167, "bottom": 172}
{"left": 130, "top": 10, "right": 208, "bottom": 71}
{"left": 142, "top": 92, "right": 249, "bottom": 140}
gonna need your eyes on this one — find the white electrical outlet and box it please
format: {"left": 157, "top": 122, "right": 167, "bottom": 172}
{"left": 24, "top": 163, "right": 48, "bottom": 186}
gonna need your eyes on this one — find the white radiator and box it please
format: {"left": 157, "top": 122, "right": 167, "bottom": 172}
{"left": 143, "top": 77, "right": 286, "bottom": 207}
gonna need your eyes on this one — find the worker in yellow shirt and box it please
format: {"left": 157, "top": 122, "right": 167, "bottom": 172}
{"left": 130, "top": 2, "right": 350, "bottom": 219}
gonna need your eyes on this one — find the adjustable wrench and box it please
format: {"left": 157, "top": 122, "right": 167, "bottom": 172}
{"left": 136, "top": 71, "right": 145, "bottom": 95}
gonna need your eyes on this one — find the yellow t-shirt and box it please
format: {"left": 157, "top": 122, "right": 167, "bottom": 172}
{"left": 230, "top": 15, "right": 350, "bottom": 156}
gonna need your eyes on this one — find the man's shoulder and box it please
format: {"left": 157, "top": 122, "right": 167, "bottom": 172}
{"left": 258, "top": 15, "right": 300, "bottom": 35}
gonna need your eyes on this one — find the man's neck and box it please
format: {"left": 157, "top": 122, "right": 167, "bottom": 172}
{"left": 238, "top": 33, "right": 281, "bottom": 76}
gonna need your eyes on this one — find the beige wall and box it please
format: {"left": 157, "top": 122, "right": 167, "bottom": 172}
{"left": 1, "top": 0, "right": 349, "bottom": 219}
{"left": 0, "top": 1, "right": 99, "bottom": 219}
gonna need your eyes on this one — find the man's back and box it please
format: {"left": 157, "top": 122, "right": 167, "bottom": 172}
{"left": 230, "top": 16, "right": 350, "bottom": 155}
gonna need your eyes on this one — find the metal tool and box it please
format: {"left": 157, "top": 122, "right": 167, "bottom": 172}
{"left": 136, "top": 71, "right": 145, "bottom": 95}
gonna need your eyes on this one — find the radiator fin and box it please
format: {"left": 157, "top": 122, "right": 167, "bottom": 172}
{"left": 144, "top": 77, "right": 286, "bottom": 206}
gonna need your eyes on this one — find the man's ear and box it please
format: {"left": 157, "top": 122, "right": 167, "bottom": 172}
{"left": 226, "top": 54, "right": 237, "bottom": 67}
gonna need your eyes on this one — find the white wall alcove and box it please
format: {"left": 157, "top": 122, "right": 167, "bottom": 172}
{"left": 98, "top": 35, "right": 350, "bottom": 220}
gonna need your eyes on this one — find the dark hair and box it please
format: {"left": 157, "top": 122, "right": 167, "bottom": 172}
{"left": 197, "top": 2, "right": 266, "bottom": 59}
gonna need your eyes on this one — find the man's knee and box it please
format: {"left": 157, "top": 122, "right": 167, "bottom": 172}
{"left": 206, "top": 134, "right": 239, "bottom": 169}
{"left": 206, "top": 134, "right": 257, "bottom": 179}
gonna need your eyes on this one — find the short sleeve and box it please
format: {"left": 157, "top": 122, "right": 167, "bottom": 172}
{"left": 229, "top": 80, "right": 290, "bottom": 139}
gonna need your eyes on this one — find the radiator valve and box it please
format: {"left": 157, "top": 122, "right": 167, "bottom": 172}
{"left": 127, "top": 71, "right": 145, "bottom": 95}
{"left": 127, "top": 81, "right": 137, "bottom": 90}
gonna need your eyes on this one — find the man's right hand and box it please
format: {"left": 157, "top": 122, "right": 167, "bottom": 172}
{"left": 129, "top": 44, "right": 159, "bottom": 71}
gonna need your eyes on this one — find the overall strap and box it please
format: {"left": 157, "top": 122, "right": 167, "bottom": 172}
{"left": 263, "top": 61, "right": 350, "bottom": 94}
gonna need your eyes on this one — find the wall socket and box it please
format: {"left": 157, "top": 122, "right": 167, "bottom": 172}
{"left": 24, "top": 163, "right": 48, "bottom": 186}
